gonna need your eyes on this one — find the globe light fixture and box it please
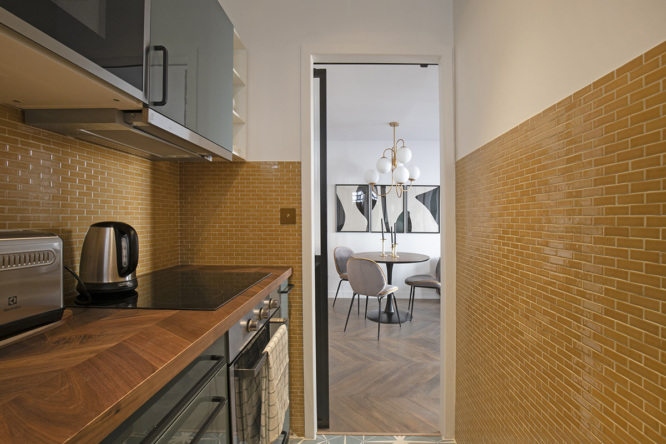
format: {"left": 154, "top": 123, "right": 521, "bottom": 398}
{"left": 364, "top": 121, "right": 420, "bottom": 198}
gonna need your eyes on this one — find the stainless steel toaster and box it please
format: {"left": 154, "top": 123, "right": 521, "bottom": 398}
{"left": 0, "top": 230, "right": 64, "bottom": 339}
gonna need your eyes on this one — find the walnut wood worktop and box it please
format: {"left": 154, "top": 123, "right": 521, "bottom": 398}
{"left": 0, "top": 265, "right": 292, "bottom": 444}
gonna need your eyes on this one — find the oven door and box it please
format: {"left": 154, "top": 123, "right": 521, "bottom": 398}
{"left": 229, "top": 324, "right": 269, "bottom": 444}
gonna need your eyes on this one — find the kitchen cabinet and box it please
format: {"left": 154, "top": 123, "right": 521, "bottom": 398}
{"left": 103, "top": 334, "right": 230, "bottom": 444}
{"left": 0, "top": 0, "right": 241, "bottom": 161}
{"left": 149, "top": 0, "right": 234, "bottom": 156}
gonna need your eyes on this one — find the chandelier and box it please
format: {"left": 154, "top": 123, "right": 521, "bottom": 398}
{"left": 364, "top": 121, "right": 420, "bottom": 198}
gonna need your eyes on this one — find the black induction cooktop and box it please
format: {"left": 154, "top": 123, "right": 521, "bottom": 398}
{"left": 65, "top": 267, "right": 271, "bottom": 311}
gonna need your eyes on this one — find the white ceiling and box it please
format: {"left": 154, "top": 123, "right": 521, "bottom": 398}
{"left": 319, "top": 63, "right": 440, "bottom": 142}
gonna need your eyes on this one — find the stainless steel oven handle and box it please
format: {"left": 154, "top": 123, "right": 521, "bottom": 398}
{"left": 234, "top": 351, "right": 268, "bottom": 378}
{"left": 141, "top": 355, "right": 227, "bottom": 444}
{"left": 190, "top": 396, "right": 228, "bottom": 444}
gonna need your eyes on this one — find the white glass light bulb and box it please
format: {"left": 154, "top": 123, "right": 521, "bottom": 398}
{"left": 376, "top": 156, "right": 392, "bottom": 174}
{"left": 393, "top": 165, "right": 409, "bottom": 184}
{"left": 396, "top": 146, "right": 412, "bottom": 164}
{"left": 364, "top": 169, "right": 379, "bottom": 184}
{"left": 408, "top": 165, "right": 420, "bottom": 181}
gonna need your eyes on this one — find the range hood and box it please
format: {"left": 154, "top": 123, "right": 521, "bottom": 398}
{"left": 24, "top": 108, "right": 232, "bottom": 161}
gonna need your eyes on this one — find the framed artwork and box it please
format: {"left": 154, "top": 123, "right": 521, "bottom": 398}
{"left": 406, "top": 185, "right": 440, "bottom": 233}
{"left": 370, "top": 185, "right": 406, "bottom": 233}
{"left": 335, "top": 185, "right": 370, "bottom": 232}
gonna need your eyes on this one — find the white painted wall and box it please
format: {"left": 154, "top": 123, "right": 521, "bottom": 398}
{"left": 218, "top": 0, "right": 454, "bottom": 161}
{"left": 327, "top": 140, "right": 441, "bottom": 300}
{"left": 454, "top": 0, "right": 666, "bottom": 160}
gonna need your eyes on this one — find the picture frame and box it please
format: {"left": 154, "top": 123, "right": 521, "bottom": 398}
{"left": 405, "top": 185, "right": 440, "bottom": 233}
{"left": 370, "top": 185, "right": 406, "bottom": 233}
{"left": 335, "top": 185, "right": 370, "bottom": 232}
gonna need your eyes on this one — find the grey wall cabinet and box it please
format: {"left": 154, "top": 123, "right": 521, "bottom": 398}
{"left": 149, "top": 0, "right": 235, "bottom": 155}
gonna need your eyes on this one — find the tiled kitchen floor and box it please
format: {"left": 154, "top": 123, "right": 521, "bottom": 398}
{"left": 291, "top": 435, "right": 454, "bottom": 444}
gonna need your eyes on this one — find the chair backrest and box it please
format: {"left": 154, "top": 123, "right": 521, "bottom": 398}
{"left": 346, "top": 258, "right": 387, "bottom": 296}
{"left": 333, "top": 246, "right": 354, "bottom": 276}
{"left": 436, "top": 258, "right": 441, "bottom": 282}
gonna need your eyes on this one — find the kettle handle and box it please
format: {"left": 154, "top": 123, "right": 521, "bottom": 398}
{"left": 115, "top": 223, "right": 139, "bottom": 277}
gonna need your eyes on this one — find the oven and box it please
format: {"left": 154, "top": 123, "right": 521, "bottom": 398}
{"left": 228, "top": 285, "right": 291, "bottom": 444}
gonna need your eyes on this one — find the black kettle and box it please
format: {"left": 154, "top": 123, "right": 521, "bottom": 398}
{"left": 78, "top": 222, "right": 139, "bottom": 295}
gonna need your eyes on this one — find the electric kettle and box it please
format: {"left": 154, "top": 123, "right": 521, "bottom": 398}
{"left": 78, "top": 222, "right": 139, "bottom": 295}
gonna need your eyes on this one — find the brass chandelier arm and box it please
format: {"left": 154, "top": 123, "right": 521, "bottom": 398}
{"left": 370, "top": 179, "right": 414, "bottom": 198}
{"left": 370, "top": 182, "right": 395, "bottom": 198}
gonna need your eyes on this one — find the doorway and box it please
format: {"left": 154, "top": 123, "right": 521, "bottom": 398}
{"left": 314, "top": 63, "right": 441, "bottom": 434}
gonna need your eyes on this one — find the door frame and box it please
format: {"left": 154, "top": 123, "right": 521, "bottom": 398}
{"left": 300, "top": 45, "right": 457, "bottom": 439}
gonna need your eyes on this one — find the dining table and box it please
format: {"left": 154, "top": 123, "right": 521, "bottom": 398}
{"left": 352, "top": 251, "right": 430, "bottom": 324}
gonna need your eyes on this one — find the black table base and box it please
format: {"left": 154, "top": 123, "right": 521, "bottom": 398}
{"left": 366, "top": 309, "right": 412, "bottom": 324}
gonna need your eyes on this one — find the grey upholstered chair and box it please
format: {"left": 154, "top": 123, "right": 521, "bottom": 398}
{"left": 405, "top": 258, "right": 441, "bottom": 321}
{"left": 332, "top": 246, "right": 354, "bottom": 307}
{"left": 345, "top": 257, "right": 400, "bottom": 340}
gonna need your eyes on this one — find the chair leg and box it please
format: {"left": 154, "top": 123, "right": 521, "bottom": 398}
{"left": 357, "top": 291, "right": 360, "bottom": 314}
{"left": 364, "top": 295, "right": 369, "bottom": 318}
{"left": 344, "top": 293, "right": 357, "bottom": 332}
{"left": 407, "top": 286, "right": 414, "bottom": 312}
{"left": 377, "top": 297, "right": 382, "bottom": 340}
{"left": 392, "top": 296, "right": 402, "bottom": 327}
{"left": 410, "top": 289, "right": 417, "bottom": 321}
{"left": 332, "top": 280, "right": 343, "bottom": 307}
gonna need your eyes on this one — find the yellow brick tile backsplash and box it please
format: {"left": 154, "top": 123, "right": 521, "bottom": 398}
{"left": 456, "top": 41, "right": 666, "bottom": 443}
{"left": 0, "top": 105, "right": 180, "bottom": 278}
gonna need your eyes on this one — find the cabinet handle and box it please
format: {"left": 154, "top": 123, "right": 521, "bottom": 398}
{"left": 151, "top": 45, "right": 169, "bottom": 107}
{"left": 141, "top": 355, "right": 226, "bottom": 443}
{"left": 190, "top": 396, "right": 228, "bottom": 444}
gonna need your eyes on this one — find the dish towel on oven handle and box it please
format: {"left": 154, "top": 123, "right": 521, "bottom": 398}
{"left": 261, "top": 324, "right": 289, "bottom": 444}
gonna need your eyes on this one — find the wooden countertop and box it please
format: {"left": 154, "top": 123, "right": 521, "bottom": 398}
{"left": 0, "top": 265, "right": 292, "bottom": 444}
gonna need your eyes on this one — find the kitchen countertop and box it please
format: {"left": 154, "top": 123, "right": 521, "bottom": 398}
{"left": 0, "top": 264, "right": 292, "bottom": 444}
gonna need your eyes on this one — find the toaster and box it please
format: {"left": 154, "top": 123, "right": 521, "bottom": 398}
{"left": 0, "top": 230, "right": 64, "bottom": 339}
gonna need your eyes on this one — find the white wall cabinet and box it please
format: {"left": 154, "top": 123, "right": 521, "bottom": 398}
{"left": 232, "top": 31, "right": 247, "bottom": 160}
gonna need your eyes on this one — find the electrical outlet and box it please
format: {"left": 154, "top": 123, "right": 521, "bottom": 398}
{"left": 280, "top": 208, "right": 296, "bottom": 225}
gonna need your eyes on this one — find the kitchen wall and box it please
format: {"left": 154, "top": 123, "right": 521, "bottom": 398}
{"left": 454, "top": 0, "right": 666, "bottom": 159}
{"left": 0, "top": 105, "right": 180, "bottom": 283}
{"left": 0, "top": 104, "right": 307, "bottom": 435}
{"left": 218, "top": 0, "right": 454, "bottom": 161}
{"left": 328, "top": 139, "right": 441, "bottom": 300}
{"left": 456, "top": 41, "right": 665, "bottom": 443}
{"left": 178, "top": 160, "right": 305, "bottom": 431}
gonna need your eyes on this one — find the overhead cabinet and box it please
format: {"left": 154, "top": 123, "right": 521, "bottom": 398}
{"left": 0, "top": 0, "right": 241, "bottom": 161}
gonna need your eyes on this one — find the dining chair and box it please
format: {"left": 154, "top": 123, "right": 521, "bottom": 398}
{"left": 332, "top": 246, "right": 354, "bottom": 307}
{"left": 345, "top": 257, "right": 401, "bottom": 340}
{"left": 404, "top": 258, "right": 441, "bottom": 321}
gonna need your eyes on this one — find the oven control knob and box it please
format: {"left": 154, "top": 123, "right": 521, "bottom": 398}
{"left": 246, "top": 319, "right": 259, "bottom": 332}
{"left": 253, "top": 308, "right": 270, "bottom": 319}
{"left": 264, "top": 298, "right": 279, "bottom": 309}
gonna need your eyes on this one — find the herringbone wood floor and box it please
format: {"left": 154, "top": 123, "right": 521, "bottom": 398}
{"left": 325, "top": 296, "right": 441, "bottom": 434}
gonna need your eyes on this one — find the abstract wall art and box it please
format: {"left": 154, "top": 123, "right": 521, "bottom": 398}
{"left": 335, "top": 185, "right": 370, "bottom": 232}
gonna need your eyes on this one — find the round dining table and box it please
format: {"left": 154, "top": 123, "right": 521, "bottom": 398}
{"left": 352, "top": 251, "right": 430, "bottom": 324}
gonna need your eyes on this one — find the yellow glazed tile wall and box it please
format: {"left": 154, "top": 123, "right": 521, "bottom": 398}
{"left": 456, "top": 41, "right": 666, "bottom": 443}
{"left": 0, "top": 105, "right": 180, "bottom": 285}
{"left": 179, "top": 161, "right": 304, "bottom": 434}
